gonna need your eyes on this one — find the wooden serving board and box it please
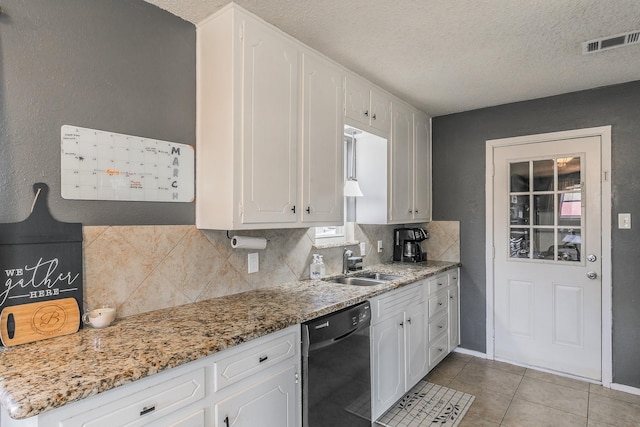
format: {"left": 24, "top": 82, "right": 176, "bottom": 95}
{"left": 0, "top": 298, "right": 80, "bottom": 346}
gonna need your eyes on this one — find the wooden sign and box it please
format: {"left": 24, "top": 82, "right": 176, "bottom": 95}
{"left": 0, "top": 183, "right": 83, "bottom": 345}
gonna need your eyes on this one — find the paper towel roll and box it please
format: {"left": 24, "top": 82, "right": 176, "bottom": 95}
{"left": 230, "top": 236, "right": 268, "bottom": 250}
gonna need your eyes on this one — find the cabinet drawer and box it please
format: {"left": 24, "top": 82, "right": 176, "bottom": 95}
{"left": 428, "top": 290, "right": 448, "bottom": 319}
{"left": 371, "top": 282, "right": 423, "bottom": 322}
{"left": 429, "top": 334, "right": 448, "bottom": 368}
{"left": 428, "top": 312, "right": 448, "bottom": 342}
{"left": 427, "top": 274, "right": 448, "bottom": 294}
{"left": 59, "top": 367, "right": 205, "bottom": 427}
{"left": 214, "top": 329, "right": 297, "bottom": 392}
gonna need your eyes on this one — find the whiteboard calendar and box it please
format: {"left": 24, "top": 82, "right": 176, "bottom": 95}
{"left": 60, "top": 125, "right": 194, "bottom": 202}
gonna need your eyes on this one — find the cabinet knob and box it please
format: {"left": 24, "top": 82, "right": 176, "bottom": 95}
{"left": 364, "top": 109, "right": 369, "bottom": 117}
{"left": 407, "top": 318, "right": 412, "bottom": 324}
{"left": 415, "top": 210, "right": 419, "bottom": 214}
{"left": 408, "top": 209, "right": 413, "bottom": 214}
{"left": 372, "top": 113, "right": 377, "bottom": 120}
{"left": 306, "top": 206, "right": 311, "bottom": 214}
{"left": 399, "top": 321, "right": 404, "bottom": 327}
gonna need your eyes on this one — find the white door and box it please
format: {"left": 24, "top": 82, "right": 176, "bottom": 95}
{"left": 493, "top": 135, "right": 602, "bottom": 380}
{"left": 241, "top": 19, "right": 299, "bottom": 224}
{"left": 300, "top": 52, "right": 344, "bottom": 224}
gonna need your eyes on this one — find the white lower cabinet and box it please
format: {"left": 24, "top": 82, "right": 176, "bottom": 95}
{"left": 3, "top": 326, "right": 301, "bottom": 427}
{"left": 370, "top": 282, "right": 429, "bottom": 420}
{"left": 214, "top": 365, "right": 297, "bottom": 427}
{"left": 370, "top": 268, "right": 460, "bottom": 422}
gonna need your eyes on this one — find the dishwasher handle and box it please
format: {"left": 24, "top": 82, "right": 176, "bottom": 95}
{"left": 305, "top": 322, "right": 366, "bottom": 352}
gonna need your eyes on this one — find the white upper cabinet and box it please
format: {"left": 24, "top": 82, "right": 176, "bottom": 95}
{"left": 241, "top": 16, "right": 299, "bottom": 225}
{"left": 196, "top": 5, "right": 343, "bottom": 229}
{"left": 389, "top": 101, "right": 415, "bottom": 222}
{"left": 300, "top": 52, "right": 344, "bottom": 225}
{"left": 357, "top": 102, "right": 432, "bottom": 225}
{"left": 413, "top": 111, "right": 432, "bottom": 222}
{"left": 196, "top": 3, "right": 428, "bottom": 230}
{"left": 345, "top": 74, "right": 391, "bottom": 135}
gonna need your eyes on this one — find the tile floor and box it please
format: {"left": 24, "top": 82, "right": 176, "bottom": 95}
{"left": 424, "top": 353, "right": 640, "bottom": 427}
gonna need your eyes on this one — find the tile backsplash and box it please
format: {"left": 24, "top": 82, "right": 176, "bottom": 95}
{"left": 83, "top": 221, "right": 459, "bottom": 318}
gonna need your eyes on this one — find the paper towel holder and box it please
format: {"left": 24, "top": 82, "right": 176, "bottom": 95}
{"left": 226, "top": 230, "right": 270, "bottom": 242}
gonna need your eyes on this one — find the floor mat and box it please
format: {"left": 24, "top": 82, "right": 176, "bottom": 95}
{"left": 376, "top": 381, "right": 475, "bottom": 427}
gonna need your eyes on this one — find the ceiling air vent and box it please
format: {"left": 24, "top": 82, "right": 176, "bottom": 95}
{"left": 582, "top": 30, "right": 640, "bottom": 54}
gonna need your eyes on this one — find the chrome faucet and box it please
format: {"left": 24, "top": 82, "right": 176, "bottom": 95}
{"left": 343, "top": 248, "right": 363, "bottom": 274}
{"left": 343, "top": 249, "right": 353, "bottom": 274}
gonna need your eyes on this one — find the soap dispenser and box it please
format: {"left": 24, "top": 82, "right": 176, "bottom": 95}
{"left": 310, "top": 254, "right": 321, "bottom": 279}
{"left": 318, "top": 255, "right": 326, "bottom": 277}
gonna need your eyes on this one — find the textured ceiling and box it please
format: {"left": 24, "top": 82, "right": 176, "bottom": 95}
{"left": 144, "top": 0, "right": 640, "bottom": 116}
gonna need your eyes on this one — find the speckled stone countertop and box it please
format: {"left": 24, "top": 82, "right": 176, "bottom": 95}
{"left": 0, "top": 260, "right": 458, "bottom": 420}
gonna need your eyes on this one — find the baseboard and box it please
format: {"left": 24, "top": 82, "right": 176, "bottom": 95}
{"left": 453, "top": 347, "right": 487, "bottom": 359}
{"left": 611, "top": 382, "right": 640, "bottom": 396}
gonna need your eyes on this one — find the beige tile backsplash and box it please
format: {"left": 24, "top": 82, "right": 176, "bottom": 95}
{"left": 83, "top": 221, "right": 459, "bottom": 318}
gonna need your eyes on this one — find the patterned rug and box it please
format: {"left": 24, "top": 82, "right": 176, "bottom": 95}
{"left": 376, "top": 381, "right": 475, "bottom": 427}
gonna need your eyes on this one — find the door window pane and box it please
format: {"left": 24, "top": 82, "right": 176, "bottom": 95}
{"left": 558, "top": 192, "right": 582, "bottom": 227}
{"left": 533, "top": 194, "right": 554, "bottom": 226}
{"left": 533, "top": 228, "right": 555, "bottom": 259}
{"left": 510, "top": 195, "right": 529, "bottom": 225}
{"left": 533, "top": 160, "right": 554, "bottom": 191}
{"left": 559, "top": 228, "right": 581, "bottom": 262}
{"left": 510, "top": 162, "right": 529, "bottom": 192}
{"left": 509, "top": 229, "right": 529, "bottom": 258}
{"left": 558, "top": 157, "right": 581, "bottom": 191}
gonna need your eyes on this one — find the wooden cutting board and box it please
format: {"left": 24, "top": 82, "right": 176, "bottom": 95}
{"left": 0, "top": 298, "right": 80, "bottom": 346}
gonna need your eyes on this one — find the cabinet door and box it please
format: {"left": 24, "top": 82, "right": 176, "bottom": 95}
{"left": 300, "top": 52, "right": 344, "bottom": 224}
{"left": 241, "top": 19, "right": 299, "bottom": 224}
{"left": 369, "top": 88, "right": 391, "bottom": 134}
{"left": 215, "top": 365, "right": 298, "bottom": 427}
{"left": 389, "top": 102, "right": 414, "bottom": 222}
{"left": 413, "top": 112, "right": 431, "bottom": 221}
{"left": 344, "top": 75, "right": 370, "bottom": 128}
{"left": 371, "top": 313, "right": 405, "bottom": 420}
{"left": 405, "top": 302, "right": 429, "bottom": 390}
{"left": 449, "top": 284, "right": 460, "bottom": 351}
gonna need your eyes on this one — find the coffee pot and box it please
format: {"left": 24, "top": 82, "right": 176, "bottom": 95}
{"left": 393, "top": 228, "right": 428, "bottom": 262}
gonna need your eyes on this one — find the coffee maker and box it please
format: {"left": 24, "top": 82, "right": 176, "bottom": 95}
{"left": 393, "top": 228, "right": 428, "bottom": 262}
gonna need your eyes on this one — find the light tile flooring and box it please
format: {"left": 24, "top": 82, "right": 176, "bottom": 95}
{"left": 424, "top": 353, "right": 640, "bottom": 426}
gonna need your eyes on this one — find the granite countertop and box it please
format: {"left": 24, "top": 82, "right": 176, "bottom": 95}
{"left": 0, "top": 260, "right": 458, "bottom": 420}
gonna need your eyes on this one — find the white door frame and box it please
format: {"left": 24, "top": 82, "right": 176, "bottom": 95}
{"left": 485, "top": 126, "right": 612, "bottom": 386}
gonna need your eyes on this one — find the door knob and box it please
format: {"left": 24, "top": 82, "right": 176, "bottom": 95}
{"left": 586, "top": 271, "right": 598, "bottom": 280}
{"left": 587, "top": 254, "right": 597, "bottom": 262}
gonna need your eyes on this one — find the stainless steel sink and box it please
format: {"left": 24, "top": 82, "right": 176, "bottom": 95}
{"left": 323, "top": 272, "right": 404, "bottom": 286}
{"left": 355, "top": 272, "right": 404, "bottom": 281}
{"left": 329, "top": 276, "right": 386, "bottom": 286}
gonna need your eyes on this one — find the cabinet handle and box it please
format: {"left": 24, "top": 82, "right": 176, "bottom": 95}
{"left": 291, "top": 205, "right": 296, "bottom": 214}
{"left": 438, "top": 325, "right": 443, "bottom": 329}
{"left": 224, "top": 416, "right": 230, "bottom": 427}
{"left": 306, "top": 206, "right": 311, "bottom": 214}
{"left": 364, "top": 109, "right": 369, "bottom": 118}
{"left": 140, "top": 405, "right": 156, "bottom": 416}
{"left": 438, "top": 302, "right": 443, "bottom": 306}
{"left": 438, "top": 347, "right": 444, "bottom": 353}
{"left": 372, "top": 113, "right": 377, "bottom": 120}
{"left": 259, "top": 355, "right": 268, "bottom": 363}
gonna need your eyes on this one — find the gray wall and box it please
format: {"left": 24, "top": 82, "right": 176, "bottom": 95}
{"left": 432, "top": 80, "right": 640, "bottom": 387}
{"left": 0, "top": 0, "right": 195, "bottom": 225}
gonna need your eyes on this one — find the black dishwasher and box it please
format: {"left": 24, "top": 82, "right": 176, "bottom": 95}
{"left": 302, "top": 301, "right": 371, "bottom": 427}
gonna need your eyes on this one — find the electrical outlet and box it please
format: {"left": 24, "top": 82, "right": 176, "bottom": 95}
{"left": 248, "top": 253, "right": 259, "bottom": 273}
{"left": 619, "top": 213, "right": 632, "bottom": 229}
{"left": 377, "top": 240, "right": 384, "bottom": 253}
{"left": 359, "top": 242, "right": 366, "bottom": 255}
